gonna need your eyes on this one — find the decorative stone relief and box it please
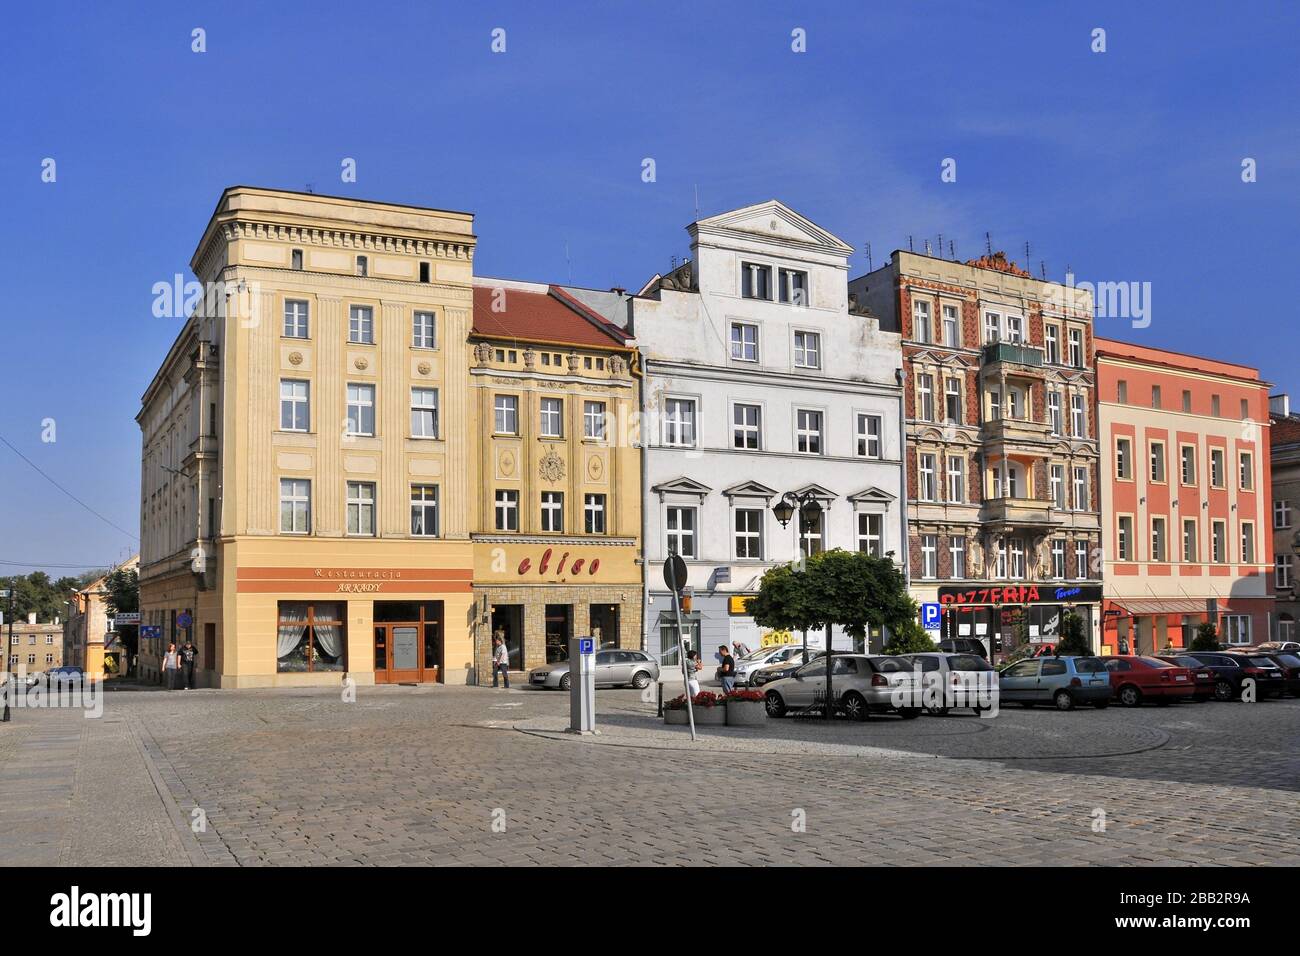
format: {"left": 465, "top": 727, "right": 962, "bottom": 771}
{"left": 354, "top": 356, "right": 369, "bottom": 371}
{"left": 539, "top": 448, "right": 565, "bottom": 482}
{"left": 566, "top": 352, "right": 580, "bottom": 373}
{"left": 474, "top": 342, "right": 492, "bottom": 364}
{"left": 287, "top": 351, "right": 304, "bottom": 366}
{"left": 417, "top": 361, "right": 432, "bottom": 375}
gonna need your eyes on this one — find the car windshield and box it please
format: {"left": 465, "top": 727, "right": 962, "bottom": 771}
{"left": 1275, "top": 654, "right": 1300, "bottom": 667}
{"left": 903, "top": 655, "right": 941, "bottom": 672}
{"left": 947, "top": 654, "right": 992, "bottom": 671}
{"left": 873, "top": 657, "right": 911, "bottom": 673}
{"left": 738, "top": 648, "right": 771, "bottom": 661}
{"left": 1073, "top": 657, "right": 1106, "bottom": 673}
{"left": 1138, "top": 657, "right": 1174, "bottom": 668}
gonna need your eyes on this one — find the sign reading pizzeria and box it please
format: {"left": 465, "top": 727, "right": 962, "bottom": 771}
{"left": 938, "top": 584, "right": 1103, "bottom": 606}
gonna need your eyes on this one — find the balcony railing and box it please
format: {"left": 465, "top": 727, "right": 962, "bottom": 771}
{"left": 979, "top": 497, "right": 1055, "bottom": 526}
{"left": 981, "top": 341, "right": 1043, "bottom": 367}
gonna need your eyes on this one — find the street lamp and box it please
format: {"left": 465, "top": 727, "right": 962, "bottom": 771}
{"left": 0, "top": 588, "right": 13, "bottom": 722}
{"left": 771, "top": 491, "right": 833, "bottom": 720}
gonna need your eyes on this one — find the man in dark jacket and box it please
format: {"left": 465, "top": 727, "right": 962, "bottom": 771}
{"left": 179, "top": 639, "right": 199, "bottom": 690}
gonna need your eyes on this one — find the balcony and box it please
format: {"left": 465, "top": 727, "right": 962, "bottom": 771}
{"left": 980, "top": 416, "right": 1054, "bottom": 447}
{"left": 981, "top": 341, "right": 1043, "bottom": 368}
{"left": 980, "top": 496, "right": 1055, "bottom": 528}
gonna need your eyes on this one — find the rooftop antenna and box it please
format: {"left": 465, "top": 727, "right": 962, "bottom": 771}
{"left": 865, "top": 241, "right": 873, "bottom": 272}
{"left": 938, "top": 233, "right": 944, "bottom": 258}
{"left": 565, "top": 241, "right": 572, "bottom": 285}
{"left": 1040, "top": 260, "right": 1046, "bottom": 279}
{"left": 949, "top": 239, "right": 956, "bottom": 259}
{"left": 924, "top": 239, "right": 932, "bottom": 255}
{"left": 693, "top": 183, "right": 700, "bottom": 220}
{"left": 305, "top": 183, "right": 315, "bottom": 194}
{"left": 908, "top": 235, "right": 914, "bottom": 252}
{"left": 985, "top": 232, "right": 993, "bottom": 256}
{"left": 1024, "top": 241, "right": 1031, "bottom": 271}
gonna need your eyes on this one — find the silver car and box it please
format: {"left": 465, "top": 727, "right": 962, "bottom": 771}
{"left": 734, "top": 644, "right": 807, "bottom": 686}
{"left": 527, "top": 649, "right": 659, "bottom": 690}
{"left": 896, "top": 652, "right": 999, "bottom": 715}
{"left": 762, "top": 654, "right": 924, "bottom": 720}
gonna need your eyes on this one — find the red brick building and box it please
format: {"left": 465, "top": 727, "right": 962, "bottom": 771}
{"left": 1096, "top": 339, "right": 1274, "bottom": 654}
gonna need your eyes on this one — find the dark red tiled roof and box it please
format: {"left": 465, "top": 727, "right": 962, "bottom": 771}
{"left": 1272, "top": 414, "right": 1300, "bottom": 446}
{"left": 472, "top": 284, "right": 630, "bottom": 349}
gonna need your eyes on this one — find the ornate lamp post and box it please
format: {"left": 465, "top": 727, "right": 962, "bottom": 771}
{"left": 771, "top": 491, "right": 833, "bottom": 719}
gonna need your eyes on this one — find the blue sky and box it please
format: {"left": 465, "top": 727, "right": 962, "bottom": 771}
{"left": 2, "top": 0, "right": 1297, "bottom": 573}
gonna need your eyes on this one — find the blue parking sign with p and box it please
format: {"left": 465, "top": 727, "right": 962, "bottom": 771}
{"left": 921, "top": 603, "right": 941, "bottom": 629}
{"left": 579, "top": 638, "right": 594, "bottom": 655}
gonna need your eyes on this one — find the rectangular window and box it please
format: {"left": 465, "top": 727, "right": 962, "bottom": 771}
{"left": 419, "top": 261, "right": 430, "bottom": 283}
{"left": 413, "top": 311, "right": 436, "bottom": 349}
{"left": 1151, "top": 517, "right": 1167, "bottom": 562}
{"left": 495, "top": 490, "right": 519, "bottom": 531}
{"left": 410, "top": 388, "right": 439, "bottom": 438}
{"left": 410, "top": 485, "right": 439, "bottom": 537}
{"left": 733, "top": 403, "right": 762, "bottom": 450}
{"left": 666, "top": 507, "right": 696, "bottom": 557}
{"left": 1277, "top": 554, "right": 1294, "bottom": 590}
{"left": 793, "top": 331, "right": 821, "bottom": 369}
{"left": 1068, "top": 328, "right": 1083, "bottom": 367}
{"left": 856, "top": 414, "right": 882, "bottom": 458}
{"left": 1050, "top": 464, "right": 1065, "bottom": 510}
{"left": 949, "top": 536, "right": 966, "bottom": 578}
{"left": 735, "top": 509, "right": 764, "bottom": 559}
{"left": 280, "top": 379, "right": 310, "bottom": 432}
{"left": 1210, "top": 449, "right": 1225, "bottom": 488}
{"left": 942, "top": 304, "right": 960, "bottom": 347}
{"left": 1241, "top": 398, "right": 1250, "bottom": 419}
{"left": 540, "top": 397, "right": 564, "bottom": 438}
{"left": 349, "top": 305, "right": 374, "bottom": 344}
{"left": 1149, "top": 441, "right": 1166, "bottom": 483}
{"left": 345, "top": 383, "right": 375, "bottom": 436}
{"left": 1009, "top": 538, "right": 1025, "bottom": 577}
{"left": 1073, "top": 467, "right": 1089, "bottom": 511}
{"left": 1151, "top": 385, "right": 1162, "bottom": 409}
{"left": 983, "top": 311, "right": 1000, "bottom": 344}
{"left": 799, "top": 512, "right": 825, "bottom": 557}
{"left": 663, "top": 398, "right": 697, "bottom": 447}
{"left": 1117, "top": 380, "right": 1129, "bottom": 404}
{"left": 1004, "top": 314, "right": 1023, "bottom": 343}
{"left": 584, "top": 494, "right": 606, "bottom": 534}
{"left": 1223, "top": 614, "right": 1250, "bottom": 645}
{"left": 1048, "top": 391, "right": 1062, "bottom": 435}
{"left": 1070, "top": 393, "right": 1085, "bottom": 437}
{"left": 355, "top": 255, "right": 368, "bottom": 277}
{"left": 919, "top": 453, "right": 937, "bottom": 501}
{"left": 1008, "top": 387, "right": 1025, "bottom": 420}
{"left": 779, "top": 269, "right": 807, "bottom": 306}
{"left": 912, "top": 300, "right": 932, "bottom": 343}
{"left": 541, "top": 492, "right": 564, "bottom": 532}
{"left": 346, "top": 482, "right": 376, "bottom": 536}
{"left": 741, "top": 262, "right": 772, "bottom": 300}
{"left": 1076, "top": 540, "right": 1089, "bottom": 580}
{"left": 1239, "top": 452, "right": 1254, "bottom": 490}
{"left": 857, "top": 513, "right": 883, "bottom": 558}
{"left": 1183, "top": 519, "right": 1198, "bottom": 562}
{"left": 1240, "top": 522, "right": 1255, "bottom": 563}
{"left": 1116, "top": 438, "right": 1132, "bottom": 479}
{"left": 944, "top": 378, "right": 962, "bottom": 424}
{"left": 283, "top": 299, "right": 309, "bottom": 338}
{"left": 987, "top": 387, "right": 1002, "bottom": 421}
{"left": 1211, "top": 394, "right": 1221, "bottom": 417}
{"left": 947, "top": 456, "right": 965, "bottom": 502}
{"left": 1051, "top": 539, "right": 1066, "bottom": 580}
{"left": 1181, "top": 445, "right": 1197, "bottom": 485}
{"left": 494, "top": 395, "right": 519, "bottom": 435}
{"left": 730, "top": 322, "right": 759, "bottom": 361}
{"left": 920, "top": 535, "right": 937, "bottom": 579}
{"left": 1211, "top": 520, "right": 1226, "bottom": 563}
{"left": 279, "top": 478, "right": 311, "bottom": 534}
{"left": 1118, "top": 516, "right": 1133, "bottom": 561}
{"left": 1276, "top": 499, "right": 1293, "bottom": 529}
{"left": 918, "top": 374, "right": 935, "bottom": 421}
{"left": 1182, "top": 389, "right": 1192, "bottom": 412}
{"left": 796, "top": 409, "right": 823, "bottom": 454}
{"left": 291, "top": 249, "right": 303, "bottom": 271}
{"left": 1044, "top": 324, "right": 1059, "bottom": 364}
{"left": 583, "top": 401, "right": 607, "bottom": 441}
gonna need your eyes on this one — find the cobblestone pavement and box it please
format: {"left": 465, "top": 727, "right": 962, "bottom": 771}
{"left": 1, "top": 684, "right": 1296, "bottom": 866}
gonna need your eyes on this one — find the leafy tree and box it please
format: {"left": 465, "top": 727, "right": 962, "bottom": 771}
{"left": 882, "top": 618, "right": 937, "bottom": 655}
{"left": 1189, "top": 621, "right": 1220, "bottom": 652}
{"left": 0, "top": 571, "right": 84, "bottom": 624}
{"left": 1053, "top": 612, "right": 1091, "bottom": 656}
{"left": 103, "top": 568, "right": 139, "bottom": 615}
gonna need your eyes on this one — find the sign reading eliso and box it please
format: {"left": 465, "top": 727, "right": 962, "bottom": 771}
{"left": 517, "top": 548, "right": 600, "bottom": 577}
{"left": 938, "top": 584, "right": 1103, "bottom": 606}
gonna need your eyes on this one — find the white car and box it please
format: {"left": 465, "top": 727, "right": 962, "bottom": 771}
{"left": 734, "top": 644, "right": 808, "bottom": 686}
{"left": 762, "top": 654, "right": 924, "bottom": 720}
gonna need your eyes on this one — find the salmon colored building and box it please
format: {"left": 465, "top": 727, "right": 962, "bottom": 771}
{"left": 1096, "top": 339, "right": 1274, "bottom": 655}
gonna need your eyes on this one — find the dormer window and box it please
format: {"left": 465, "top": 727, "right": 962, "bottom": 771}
{"left": 741, "top": 262, "right": 772, "bottom": 300}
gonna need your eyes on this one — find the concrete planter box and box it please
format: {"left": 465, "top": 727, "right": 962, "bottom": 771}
{"left": 692, "top": 705, "right": 727, "bottom": 725}
{"left": 725, "top": 700, "right": 768, "bottom": 726}
{"left": 664, "top": 708, "right": 688, "bottom": 725}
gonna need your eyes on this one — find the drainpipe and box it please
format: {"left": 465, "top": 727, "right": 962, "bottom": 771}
{"left": 631, "top": 349, "right": 648, "bottom": 655}
{"left": 895, "top": 365, "right": 911, "bottom": 592}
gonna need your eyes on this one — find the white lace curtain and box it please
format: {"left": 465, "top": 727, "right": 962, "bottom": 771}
{"left": 278, "top": 604, "right": 308, "bottom": 659}
{"left": 313, "top": 623, "right": 341, "bottom": 658}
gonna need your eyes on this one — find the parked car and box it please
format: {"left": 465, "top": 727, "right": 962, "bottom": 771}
{"left": 1255, "top": 651, "right": 1300, "bottom": 696}
{"left": 999, "top": 655, "right": 1112, "bottom": 710}
{"left": 1185, "top": 652, "right": 1283, "bottom": 701}
{"left": 1156, "top": 654, "right": 1218, "bottom": 701}
{"left": 527, "top": 649, "right": 659, "bottom": 690}
{"left": 1222, "top": 652, "right": 1287, "bottom": 699}
{"left": 46, "top": 666, "right": 87, "bottom": 686}
{"left": 936, "top": 637, "right": 988, "bottom": 660}
{"left": 0, "top": 671, "right": 40, "bottom": 691}
{"left": 762, "top": 654, "right": 923, "bottom": 720}
{"left": 734, "top": 643, "right": 808, "bottom": 687}
{"left": 1102, "top": 656, "right": 1196, "bottom": 706}
{"left": 750, "top": 648, "right": 826, "bottom": 687}
{"left": 1255, "top": 640, "right": 1300, "bottom": 654}
{"left": 895, "top": 652, "right": 998, "bottom": 715}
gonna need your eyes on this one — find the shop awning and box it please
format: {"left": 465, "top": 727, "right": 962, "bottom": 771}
{"left": 1109, "top": 598, "right": 1208, "bottom": 616}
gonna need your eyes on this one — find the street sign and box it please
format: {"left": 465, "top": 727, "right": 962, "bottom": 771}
{"left": 140, "top": 625, "right": 162, "bottom": 640}
{"left": 579, "top": 638, "right": 593, "bottom": 655}
{"left": 713, "top": 567, "right": 731, "bottom": 583}
{"left": 662, "top": 554, "right": 688, "bottom": 593}
{"left": 921, "top": 603, "right": 941, "bottom": 629}
{"left": 114, "top": 612, "right": 140, "bottom": 625}
{"left": 177, "top": 611, "right": 193, "bottom": 629}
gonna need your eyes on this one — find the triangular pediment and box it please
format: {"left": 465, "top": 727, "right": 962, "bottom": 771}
{"left": 651, "top": 476, "right": 713, "bottom": 498}
{"left": 721, "top": 480, "right": 779, "bottom": 499}
{"left": 792, "top": 482, "right": 837, "bottom": 500}
{"left": 849, "top": 486, "right": 897, "bottom": 503}
{"left": 693, "top": 200, "right": 852, "bottom": 255}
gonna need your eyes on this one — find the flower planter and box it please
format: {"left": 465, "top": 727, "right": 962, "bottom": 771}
{"left": 725, "top": 699, "right": 768, "bottom": 726}
{"left": 664, "top": 708, "right": 688, "bottom": 725}
{"left": 692, "top": 706, "right": 727, "bottom": 725}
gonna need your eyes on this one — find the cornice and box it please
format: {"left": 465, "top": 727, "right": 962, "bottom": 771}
{"left": 214, "top": 264, "right": 473, "bottom": 301}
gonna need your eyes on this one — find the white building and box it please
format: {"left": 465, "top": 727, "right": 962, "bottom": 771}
{"left": 631, "top": 201, "right": 905, "bottom": 665}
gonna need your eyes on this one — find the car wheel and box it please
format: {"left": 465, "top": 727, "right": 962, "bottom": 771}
{"left": 842, "top": 692, "right": 869, "bottom": 722}
{"left": 631, "top": 671, "right": 651, "bottom": 690}
{"left": 764, "top": 691, "right": 786, "bottom": 718}
{"left": 926, "top": 705, "right": 950, "bottom": 717}
{"left": 1053, "top": 690, "right": 1074, "bottom": 711}
{"left": 1119, "top": 684, "right": 1142, "bottom": 707}
{"left": 1092, "top": 699, "right": 1109, "bottom": 709}
{"left": 559, "top": 674, "right": 571, "bottom": 691}
{"left": 1213, "top": 680, "right": 1233, "bottom": 702}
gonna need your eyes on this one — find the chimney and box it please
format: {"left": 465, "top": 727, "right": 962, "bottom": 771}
{"left": 28, "top": 611, "right": 37, "bottom": 625}
{"left": 1270, "top": 393, "right": 1291, "bottom": 418}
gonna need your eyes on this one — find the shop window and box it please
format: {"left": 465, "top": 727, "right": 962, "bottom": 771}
{"left": 277, "top": 602, "right": 346, "bottom": 673}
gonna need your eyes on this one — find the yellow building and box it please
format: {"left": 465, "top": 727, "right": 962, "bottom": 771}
{"left": 63, "top": 555, "right": 139, "bottom": 677}
{"left": 138, "top": 187, "right": 478, "bottom": 687}
{"left": 7, "top": 615, "right": 65, "bottom": 675}
{"left": 467, "top": 278, "right": 642, "bottom": 681}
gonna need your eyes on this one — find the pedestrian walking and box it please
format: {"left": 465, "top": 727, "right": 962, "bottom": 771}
{"left": 717, "top": 644, "right": 736, "bottom": 693}
{"left": 491, "top": 635, "right": 510, "bottom": 688}
{"left": 732, "top": 640, "right": 752, "bottom": 659}
{"left": 162, "top": 643, "right": 180, "bottom": 691}
{"left": 180, "top": 638, "right": 198, "bottom": 690}
{"left": 686, "top": 650, "right": 702, "bottom": 697}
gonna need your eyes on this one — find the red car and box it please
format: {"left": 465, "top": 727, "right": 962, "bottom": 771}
{"left": 1103, "top": 655, "right": 1196, "bottom": 706}
{"left": 1157, "top": 654, "right": 1217, "bottom": 701}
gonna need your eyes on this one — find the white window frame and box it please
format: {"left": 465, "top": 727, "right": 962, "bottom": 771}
{"left": 346, "top": 383, "right": 375, "bottom": 436}
{"left": 779, "top": 268, "right": 808, "bottom": 307}
{"left": 1240, "top": 521, "right": 1255, "bottom": 563}
{"left": 730, "top": 322, "right": 759, "bottom": 361}
{"left": 1068, "top": 327, "right": 1083, "bottom": 367}
{"left": 494, "top": 395, "right": 519, "bottom": 435}
{"left": 1211, "top": 520, "right": 1226, "bottom": 563}
{"left": 1117, "top": 515, "right": 1133, "bottom": 561}
{"left": 1183, "top": 519, "right": 1198, "bottom": 563}
{"left": 793, "top": 330, "right": 821, "bottom": 369}
{"left": 944, "top": 378, "right": 962, "bottom": 424}
{"left": 412, "top": 310, "right": 437, "bottom": 349}
{"left": 279, "top": 478, "right": 311, "bottom": 535}
{"left": 1181, "top": 444, "right": 1197, "bottom": 486}
{"left": 1051, "top": 539, "right": 1066, "bottom": 580}
{"left": 1047, "top": 391, "right": 1062, "bottom": 435}
{"left": 1210, "top": 448, "right": 1225, "bottom": 488}
{"left": 346, "top": 481, "right": 376, "bottom": 537}
{"left": 918, "top": 373, "right": 935, "bottom": 421}
{"left": 583, "top": 401, "right": 607, "bottom": 441}
{"left": 734, "top": 508, "right": 764, "bottom": 560}
{"left": 1151, "top": 516, "right": 1167, "bottom": 563}
{"left": 733, "top": 403, "right": 762, "bottom": 450}
{"left": 1274, "top": 499, "right": 1291, "bottom": 529}
{"left": 947, "top": 456, "right": 965, "bottom": 503}
{"left": 1073, "top": 466, "right": 1089, "bottom": 511}
{"left": 949, "top": 536, "right": 966, "bottom": 578}
{"left": 495, "top": 489, "right": 519, "bottom": 531}
{"left": 1277, "top": 554, "right": 1294, "bottom": 590}
{"left": 280, "top": 379, "right": 310, "bottom": 432}
{"left": 795, "top": 408, "right": 823, "bottom": 455}
{"left": 857, "top": 512, "right": 883, "bottom": 558}
{"left": 918, "top": 453, "right": 937, "bottom": 501}
{"left": 584, "top": 493, "right": 606, "bottom": 534}
{"left": 541, "top": 491, "right": 564, "bottom": 533}
{"left": 349, "top": 305, "right": 374, "bottom": 344}
{"left": 1075, "top": 540, "right": 1089, "bottom": 580}
{"left": 920, "top": 535, "right": 937, "bottom": 579}
{"left": 666, "top": 506, "right": 697, "bottom": 558}
{"left": 663, "top": 398, "right": 697, "bottom": 448}
{"left": 1149, "top": 441, "right": 1166, "bottom": 483}
{"left": 1070, "top": 393, "right": 1086, "bottom": 437}
{"left": 1050, "top": 464, "right": 1065, "bottom": 510}
{"left": 942, "top": 303, "right": 960, "bottom": 347}
{"left": 410, "top": 484, "right": 440, "bottom": 537}
{"left": 912, "top": 299, "right": 932, "bottom": 343}
{"left": 1223, "top": 614, "right": 1251, "bottom": 646}
{"left": 1044, "top": 324, "right": 1059, "bottom": 364}
{"left": 540, "top": 397, "right": 564, "bottom": 439}
{"left": 284, "top": 299, "right": 309, "bottom": 338}
{"left": 410, "top": 387, "right": 439, "bottom": 439}
{"left": 1239, "top": 451, "right": 1254, "bottom": 491}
